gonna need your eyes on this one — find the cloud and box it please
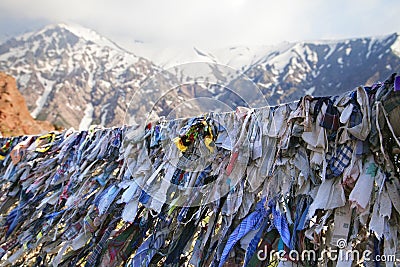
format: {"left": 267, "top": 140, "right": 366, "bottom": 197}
{"left": 0, "top": 0, "right": 399, "bottom": 49}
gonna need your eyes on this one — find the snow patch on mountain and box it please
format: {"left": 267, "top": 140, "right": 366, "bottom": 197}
{"left": 391, "top": 34, "right": 400, "bottom": 57}
{"left": 304, "top": 86, "right": 315, "bottom": 95}
{"left": 324, "top": 44, "right": 337, "bottom": 60}
{"left": 79, "top": 103, "right": 94, "bottom": 131}
{"left": 100, "top": 103, "right": 110, "bottom": 126}
{"left": 31, "top": 76, "right": 55, "bottom": 118}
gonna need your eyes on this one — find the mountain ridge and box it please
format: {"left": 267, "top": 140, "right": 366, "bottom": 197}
{"left": 0, "top": 23, "right": 399, "bottom": 129}
{"left": 127, "top": 32, "right": 399, "bottom": 69}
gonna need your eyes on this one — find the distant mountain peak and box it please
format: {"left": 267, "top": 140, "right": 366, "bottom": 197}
{"left": 390, "top": 32, "right": 400, "bottom": 57}
{"left": 42, "top": 23, "right": 102, "bottom": 39}
{"left": 0, "top": 23, "right": 162, "bottom": 129}
{"left": 18, "top": 22, "right": 126, "bottom": 53}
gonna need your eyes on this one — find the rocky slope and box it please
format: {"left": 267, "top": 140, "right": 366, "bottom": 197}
{"left": 0, "top": 72, "right": 54, "bottom": 136}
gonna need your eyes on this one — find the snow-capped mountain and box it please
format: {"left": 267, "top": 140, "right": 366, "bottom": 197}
{"left": 0, "top": 23, "right": 179, "bottom": 129}
{"left": 241, "top": 33, "right": 400, "bottom": 104}
{"left": 129, "top": 41, "right": 279, "bottom": 70}
{"left": 0, "top": 23, "right": 399, "bottom": 129}
{"left": 129, "top": 33, "right": 400, "bottom": 106}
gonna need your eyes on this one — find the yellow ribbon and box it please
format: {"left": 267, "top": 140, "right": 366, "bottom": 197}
{"left": 35, "top": 133, "right": 56, "bottom": 153}
{"left": 0, "top": 139, "right": 13, "bottom": 160}
{"left": 173, "top": 137, "right": 188, "bottom": 152}
{"left": 204, "top": 136, "right": 214, "bottom": 153}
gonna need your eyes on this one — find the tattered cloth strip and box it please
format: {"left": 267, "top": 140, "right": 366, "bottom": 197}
{"left": 0, "top": 73, "right": 400, "bottom": 266}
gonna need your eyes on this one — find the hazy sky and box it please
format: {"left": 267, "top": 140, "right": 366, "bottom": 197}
{"left": 0, "top": 0, "right": 399, "bottom": 50}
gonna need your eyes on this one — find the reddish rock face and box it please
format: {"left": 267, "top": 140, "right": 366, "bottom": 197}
{"left": 0, "top": 72, "right": 54, "bottom": 136}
